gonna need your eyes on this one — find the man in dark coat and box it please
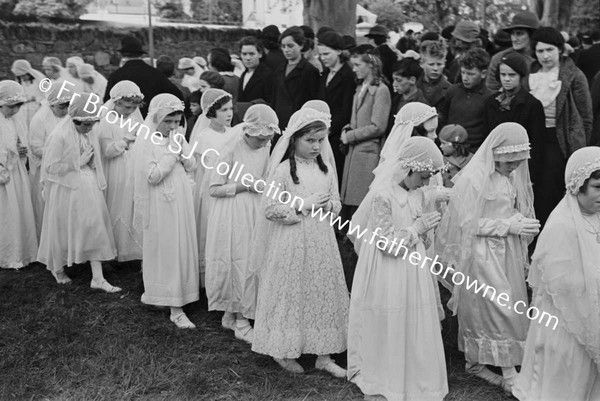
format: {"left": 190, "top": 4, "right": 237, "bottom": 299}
{"left": 103, "top": 36, "right": 183, "bottom": 117}
{"left": 577, "top": 30, "right": 600, "bottom": 88}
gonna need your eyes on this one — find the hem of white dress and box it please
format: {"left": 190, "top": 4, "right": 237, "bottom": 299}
{"left": 460, "top": 335, "right": 526, "bottom": 367}
{"left": 351, "top": 372, "right": 448, "bottom": 401}
{"left": 0, "top": 258, "right": 36, "bottom": 269}
{"left": 141, "top": 293, "right": 200, "bottom": 308}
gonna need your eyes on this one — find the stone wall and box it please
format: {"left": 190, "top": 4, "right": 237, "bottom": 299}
{"left": 0, "top": 20, "right": 258, "bottom": 81}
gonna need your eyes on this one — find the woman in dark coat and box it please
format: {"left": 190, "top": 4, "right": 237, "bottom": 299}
{"left": 526, "top": 27, "right": 593, "bottom": 226}
{"left": 317, "top": 31, "right": 356, "bottom": 187}
{"left": 237, "top": 36, "right": 273, "bottom": 104}
{"left": 483, "top": 51, "right": 546, "bottom": 185}
{"left": 271, "top": 26, "right": 324, "bottom": 131}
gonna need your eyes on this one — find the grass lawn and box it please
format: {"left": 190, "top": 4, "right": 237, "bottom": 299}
{"left": 0, "top": 238, "right": 514, "bottom": 401}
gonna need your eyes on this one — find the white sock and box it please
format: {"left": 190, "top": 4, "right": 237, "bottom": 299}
{"left": 235, "top": 318, "right": 250, "bottom": 328}
{"left": 90, "top": 261, "right": 104, "bottom": 282}
{"left": 502, "top": 367, "right": 518, "bottom": 380}
{"left": 170, "top": 306, "right": 184, "bottom": 318}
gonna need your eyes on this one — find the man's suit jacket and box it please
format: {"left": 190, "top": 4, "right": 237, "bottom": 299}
{"left": 104, "top": 59, "right": 183, "bottom": 117}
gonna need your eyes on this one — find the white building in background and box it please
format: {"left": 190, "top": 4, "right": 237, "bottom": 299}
{"left": 241, "top": 0, "right": 377, "bottom": 30}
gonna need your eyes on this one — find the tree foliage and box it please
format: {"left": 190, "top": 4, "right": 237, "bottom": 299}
{"left": 362, "top": 0, "right": 405, "bottom": 31}
{"left": 189, "top": 0, "right": 242, "bottom": 24}
{"left": 303, "top": 0, "right": 358, "bottom": 36}
{"left": 12, "top": 0, "right": 93, "bottom": 19}
{"left": 153, "top": 0, "right": 191, "bottom": 20}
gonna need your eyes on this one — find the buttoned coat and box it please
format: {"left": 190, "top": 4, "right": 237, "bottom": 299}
{"left": 271, "top": 57, "right": 323, "bottom": 130}
{"left": 103, "top": 59, "right": 183, "bottom": 118}
{"left": 526, "top": 57, "right": 593, "bottom": 157}
{"left": 340, "top": 82, "right": 391, "bottom": 206}
{"left": 237, "top": 63, "right": 274, "bottom": 104}
{"left": 321, "top": 62, "right": 356, "bottom": 183}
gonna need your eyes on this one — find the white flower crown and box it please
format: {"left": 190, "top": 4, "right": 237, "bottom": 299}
{"left": 566, "top": 157, "right": 600, "bottom": 195}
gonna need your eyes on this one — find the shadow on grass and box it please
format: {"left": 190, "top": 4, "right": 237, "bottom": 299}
{"left": 0, "top": 242, "right": 513, "bottom": 400}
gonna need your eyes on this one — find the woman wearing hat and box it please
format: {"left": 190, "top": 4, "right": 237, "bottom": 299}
{"left": 483, "top": 50, "right": 546, "bottom": 186}
{"left": 486, "top": 11, "right": 540, "bottom": 91}
{"left": 526, "top": 27, "right": 593, "bottom": 227}
{"left": 0, "top": 81, "right": 38, "bottom": 269}
{"left": 317, "top": 31, "right": 356, "bottom": 187}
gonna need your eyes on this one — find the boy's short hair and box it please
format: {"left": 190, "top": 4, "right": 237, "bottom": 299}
{"left": 459, "top": 48, "right": 490, "bottom": 71}
{"left": 419, "top": 40, "right": 447, "bottom": 59}
{"left": 392, "top": 58, "right": 423, "bottom": 80}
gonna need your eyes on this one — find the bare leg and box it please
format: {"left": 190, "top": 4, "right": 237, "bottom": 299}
{"left": 315, "top": 354, "right": 346, "bottom": 378}
{"left": 90, "top": 261, "right": 121, "bottom": 293}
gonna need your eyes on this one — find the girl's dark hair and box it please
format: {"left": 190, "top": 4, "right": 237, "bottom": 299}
{"left": 166, "top": 110, "right": 185, "bottom": 126}
{"left": 205, "top": 95, "right": 232, "bottom": 118}
{"left": 16, "top": 73, "right": 34, "bottom": 84}
{"left": 283, "top": 121, "right": 329, "bottom": 184}
{"left": 239, "top": 36, "right": 264, "bottom": 55}
{"left": 209, "top": 49, "right": 234, "bottom": 72}
{"left": 580, "top": 170, "right": 600, "bottom": 194}
{"left": 451, "top": 142, "right": 471, "bottom": 157}
{"left": 350, "top": 49, "right": 387, "bottom": 86}
{"left": 411, "top": 123, "right": 428, "bottom": 137}
{"left": 279, "top": 27, "right": 308, "bottom": 52}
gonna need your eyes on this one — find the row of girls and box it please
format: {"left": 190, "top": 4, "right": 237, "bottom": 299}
{"left": 3, "top": 70, "right": 599, "bottom": 401}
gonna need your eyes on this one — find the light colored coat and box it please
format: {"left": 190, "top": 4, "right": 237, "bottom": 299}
{"left": 340, "top": 82, "right": 391, "bottom": 206}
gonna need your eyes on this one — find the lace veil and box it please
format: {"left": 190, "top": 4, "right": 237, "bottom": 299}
{"left": 435, "top": 122, "right": 535, "bottom": 314}
{"left": 529, "top": 146, "right": 600, "bottom": 370}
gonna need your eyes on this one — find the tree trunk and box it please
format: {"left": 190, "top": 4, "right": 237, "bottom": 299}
{"left": 303, "top": 0, "right": 358, "bottom": 36}
{"left": 529, "top": 0, "right": 573, "bottom": 29}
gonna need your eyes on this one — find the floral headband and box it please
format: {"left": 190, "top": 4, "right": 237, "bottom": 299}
{"left": 244, "top": 122, "right": 280, "bottom": 137}
{"left": 204, "top": 93, "right": 232, "bottom": 112}
{"left": 566, "top": 157, "right": 600, "bottom": 195}
{"left": 493, "top": 143, "right": 531, "bottom": 163}
{"left": 0, "top": 94, "right": 27, "bottom": 106}
{"left": 283, "top": 109, "right": 331, "bottom": 138}
{"left": 396, "top": 106, "right": 437, "bottom": 126}
{"left": 400, "top": 158, "right": 448, "bottom": 174}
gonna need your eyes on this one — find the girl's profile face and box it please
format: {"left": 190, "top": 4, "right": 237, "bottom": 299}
{"left": 294, "top": 129, "right": 328, "bottom": 160}
{"left": 213, "top": 100, "right": 233, "bottom": 127}
{"left": 281, "top": 36, "right": 302, "bottom": 62}
{"left": 423, "top": 116, "right": 439, "bottom": 140}
{"left": 157, "top": 114, "right": 181, "bottom": 135}
{"left": 198, "top": 80, "right": 212, "bottom": 93}
{"left": 402, "top": 170, "right": 432, "bottom": 190}
{"left": 67, "top": 63, "right": 79, "bottom": 78}
{"left": 439, "top": 139, "right": 455, "bottom": 156}
{"left": 494, "top": 160, "right": 524, "bottom": 177}
{"left": 351, "top": 56, "right": 372, "bottom": 80}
